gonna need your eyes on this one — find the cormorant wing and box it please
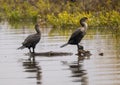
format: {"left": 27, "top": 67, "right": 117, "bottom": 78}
{"left": 68, "top": 27, "right": 86, "bottom": 44}
{"left": 22, "top": 34, "right": 40, "bottom": 46}
{"left": 68, "top": 28, "right": 82, "bottom": 40}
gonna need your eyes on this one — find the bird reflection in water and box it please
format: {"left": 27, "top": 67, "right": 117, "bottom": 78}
{"left": 22, "top": 54, "right": 42, "bottom": 85}
{"left": 69, "top": 62, "right": 88, "bottom": 85}
{"left": 62, "top": 46, "right": 91, "bottom": 85}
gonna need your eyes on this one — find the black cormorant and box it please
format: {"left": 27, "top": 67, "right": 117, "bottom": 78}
{"left": 60, "top": 17, "right": 88, "bottom": 50}
{"left": 18, "top": 24, "right": 41, "bottom": 53}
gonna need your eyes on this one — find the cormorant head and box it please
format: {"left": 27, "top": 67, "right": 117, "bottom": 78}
{"left": 35, "top": 24, "right": 39, "bottom": 28}
{"left": 80, "top": 17, "right": 88, "bottom": 27}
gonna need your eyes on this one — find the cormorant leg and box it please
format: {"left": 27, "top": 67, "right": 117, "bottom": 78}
{"left": 77, "top": 45, "right": 84, "bottom": 50}
{"left": 29, "top": 48, "right": 32, "bottom": 53}
{"left": 77, "top": 44, "right": 79, "bottom": 52}
{"left": 32, "top": 47, "right": 35, "bottom": 53}
{"left": 79, "top": 45, "right": 84, "bottom": 50}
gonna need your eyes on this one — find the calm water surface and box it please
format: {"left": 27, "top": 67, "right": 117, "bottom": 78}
{"left": 0, "top": 22, "right": 120, "bottom": 85}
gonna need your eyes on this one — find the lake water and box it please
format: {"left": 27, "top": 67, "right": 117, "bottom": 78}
{"left": 0, "top": 22, "right": 120, "bottom": 85}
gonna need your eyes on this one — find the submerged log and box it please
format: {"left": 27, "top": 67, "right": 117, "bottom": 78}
{"left": 26, "top": 51, "right": 73, "bottom": 57}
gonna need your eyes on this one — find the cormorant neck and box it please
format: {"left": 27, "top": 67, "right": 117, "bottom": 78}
{"left": 81, "top": 22, "right": 88, "bottom": 28}
{"left": 80, "top": 22, "right": 88, "bottom": 32}
{"left": 84, "top": 22, "right": 88, "bottom": 29}
{"left": 35, "top": 27, "right": 40, "bottom": 34}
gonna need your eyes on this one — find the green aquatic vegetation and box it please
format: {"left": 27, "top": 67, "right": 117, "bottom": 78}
{"left": 47, "top": 11, "right": 93, "bottom": 28}
{"left": 97, "top": 11, "right": 120, "bottom": 27}
{"left": 47, "top": 11, "right": 120, "bottom": 28}
{"left": 0, "top": 0, "right": 120, "bottom": 30}
{"left": 0, "top": 1, "right": 39, "bottom": 22}
{"left": 9, "top": 11, "right": 21, "bottom": 21}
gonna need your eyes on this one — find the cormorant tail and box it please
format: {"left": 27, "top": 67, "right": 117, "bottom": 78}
{"left": 17, "top": 46, "right": 25, "bottom": 50}
{"left": 60, "top": 43, "right": 68, "bottom": 48}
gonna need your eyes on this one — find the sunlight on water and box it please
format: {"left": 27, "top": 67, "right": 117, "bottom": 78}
{"left": 0, "top": 22, "right": 120, "bottom": 85}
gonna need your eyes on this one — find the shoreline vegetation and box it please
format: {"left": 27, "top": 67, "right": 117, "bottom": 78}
{"left": 0, "top": 0, "right": 120, "bottom": 28}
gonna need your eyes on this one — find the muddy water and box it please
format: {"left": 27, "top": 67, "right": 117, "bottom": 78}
{"left": 0, "top": 22, "right": 120, "bottom": 85}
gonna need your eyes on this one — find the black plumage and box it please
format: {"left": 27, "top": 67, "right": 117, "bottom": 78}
{"left": 60, "top": 17, "right": 88, "bottom": 50}
{"left": 18, "top": 24, "right": 41, "bottom": 53}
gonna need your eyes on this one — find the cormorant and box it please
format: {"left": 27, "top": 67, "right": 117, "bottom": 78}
{"left": 18, "top": 24, "right": 41, "bottom": 53}
{"left": 60, "top": 17, "right": 88, "bottom": 50}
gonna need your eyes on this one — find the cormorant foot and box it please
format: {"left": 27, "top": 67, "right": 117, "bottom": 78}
{"left": 78, "top": 45, "right": 84, "bottom": 50}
